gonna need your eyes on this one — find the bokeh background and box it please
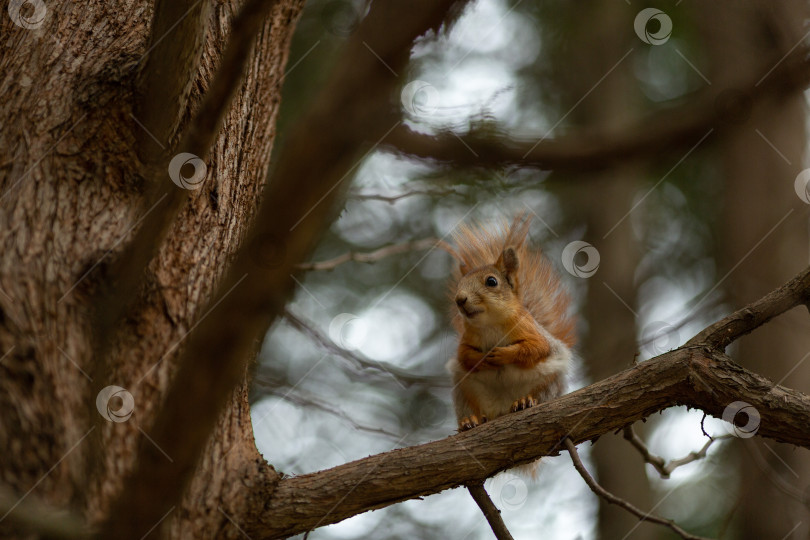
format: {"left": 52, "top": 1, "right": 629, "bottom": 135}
{"left": 251, "top": 1, "right": 810, "bottom": 538}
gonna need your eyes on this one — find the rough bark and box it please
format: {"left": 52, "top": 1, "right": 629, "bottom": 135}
{"left": 0, "top": 0, "right": 304, "bottom": 537}
{"left": 246, "top": 345, "right": 810, "bottom": 539}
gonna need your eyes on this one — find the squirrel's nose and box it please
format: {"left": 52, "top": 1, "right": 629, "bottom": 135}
{"left": 455, "top": 296, "right": 467, "bottom": 308}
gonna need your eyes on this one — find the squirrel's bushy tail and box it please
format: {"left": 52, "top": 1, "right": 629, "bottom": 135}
{"left": 443, "top": 213, "right": 576, "bottom": 347}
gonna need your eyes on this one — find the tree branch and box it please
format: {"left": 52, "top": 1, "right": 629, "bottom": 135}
{"left": 240, "top": 265, "right": 810, "bottom": 539}
{"left": 245, "top": 345, "right": 810, "bottom": 538}
{"left": 686, "top": 267, "right": 810, "bottom": 350}
{"left": 467, "top": 482, "right": 514, "bottom": 540}
{"left": 283, "top": 309, "right": 448, "bottom": 387}
{"left": 296, "top": 237, "right": 440, "bottom": 271}
{"left": 348, "top": 188, "right": 463, "bottom": 204}
{"left": 252, "top": 382, "right": 403, "bottom": 440}
{"left": 564, "top": 438, "right": 708, "bottom": 540}
{"left": 135, "top": 0, "right": 210, "bottom": 160}
{"left": 622, "top": 426, "right": 732, "bottom": 479}
{"left": 383, "top": 48, "right": 810, "bottom": 172}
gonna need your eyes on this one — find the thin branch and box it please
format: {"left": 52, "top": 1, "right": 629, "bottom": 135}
{"left": 296, "top": 237, "right": 439, "bottom": 271}
{"left": 564, "top": 438, "right": 709, "bottom": 540}
{"left": 0, "top": 485, "right": 91, "bottom": 540}
{"left": 348, "top": 188, "right": 462, "bottom": 204}
{"left": 466, "top": 482, "right": 514, "bottom": 540}
{"left": 282, "top": 309, "right": 448, "bottom": 387}
{"left": 383, "top": 48, "right": 810, "bottom": 172}
{"left": 253, "top": 381, "right": 403, "bottom": 440}
{"left": 622, "top": 426, "right": 733, "bottom": 479}
{"left": 687, "top": 266, "right": 810, "bottom": 349}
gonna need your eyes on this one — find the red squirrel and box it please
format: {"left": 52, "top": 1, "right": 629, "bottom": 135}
{"left": 443, "top": 215, "right": 575, "bottom": 431}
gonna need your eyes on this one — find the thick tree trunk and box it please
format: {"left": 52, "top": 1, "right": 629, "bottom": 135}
{"left": 0, "top": 1, "right": 303, "bottom": 536}
{"left": 558, "top": 3, "right": 654, "bottom": 538}
{"left": 694, "top": 1, "right": 810, "bottom": 537}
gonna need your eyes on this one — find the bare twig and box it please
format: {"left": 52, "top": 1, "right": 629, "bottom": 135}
{"left": 253, "top": 381, "right": 403, "bottom": 440}
{"left": 296, "top": 237, "right": 439, "bottom": 271}
{"left": 283, "top": 309, "right": 448, "bottom": 387}
{"left": 622, "top": 426, "right": 732, "bottom": 479}
{"left": 564, "top": 438, "right": 709, "bottom": 540}
{"left": 349, "top": 188, "right": 462, "bottom": 204}
{"left": 466, "top": 482, "right": 514, "bottom": 540}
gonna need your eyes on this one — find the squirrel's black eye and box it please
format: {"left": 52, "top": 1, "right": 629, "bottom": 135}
{"left": 485, "top": 276, "right": 498, "bottom": 287}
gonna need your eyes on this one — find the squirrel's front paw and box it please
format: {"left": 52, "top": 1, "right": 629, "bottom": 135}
{"left": 510, "top": 395, "right": 537, "bottom": 412}
{"left": 478, "top": 349, "right": 503, "bottom": 370}
{"left": 458, "top": 415, "right": 487, "bottom": 431}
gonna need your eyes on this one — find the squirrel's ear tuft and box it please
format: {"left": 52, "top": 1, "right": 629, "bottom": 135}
{"left": 502, "top": 247, "right": 519, "bottom": 273}
{"left": 496, "top": 247, "right": 519, "bottom": 288}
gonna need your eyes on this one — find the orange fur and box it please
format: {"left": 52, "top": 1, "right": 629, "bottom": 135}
{"left": 445, "top": 214, "right": 576, "bottom": 435}
{"left": 442, "top": 213, "right": 576, "bottom": 348}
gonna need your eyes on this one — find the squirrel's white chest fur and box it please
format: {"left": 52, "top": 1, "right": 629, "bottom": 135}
{"left": 447, "top": 325, "right": 571, "bottom": 420}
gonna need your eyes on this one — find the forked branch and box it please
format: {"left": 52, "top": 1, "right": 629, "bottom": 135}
{"left": 564, "top": 438, "right": 709, "bottom": 540}
{"left": 623, "top": 425, "right": 733, "bottom": 479}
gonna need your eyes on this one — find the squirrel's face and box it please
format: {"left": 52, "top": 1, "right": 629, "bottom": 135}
{"left": 454, "top": 247, "right": 520, "bottom": 328}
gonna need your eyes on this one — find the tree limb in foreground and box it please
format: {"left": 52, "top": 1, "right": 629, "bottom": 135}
{"left": 239, "top": 266, "right": 810, "bottom": 539}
